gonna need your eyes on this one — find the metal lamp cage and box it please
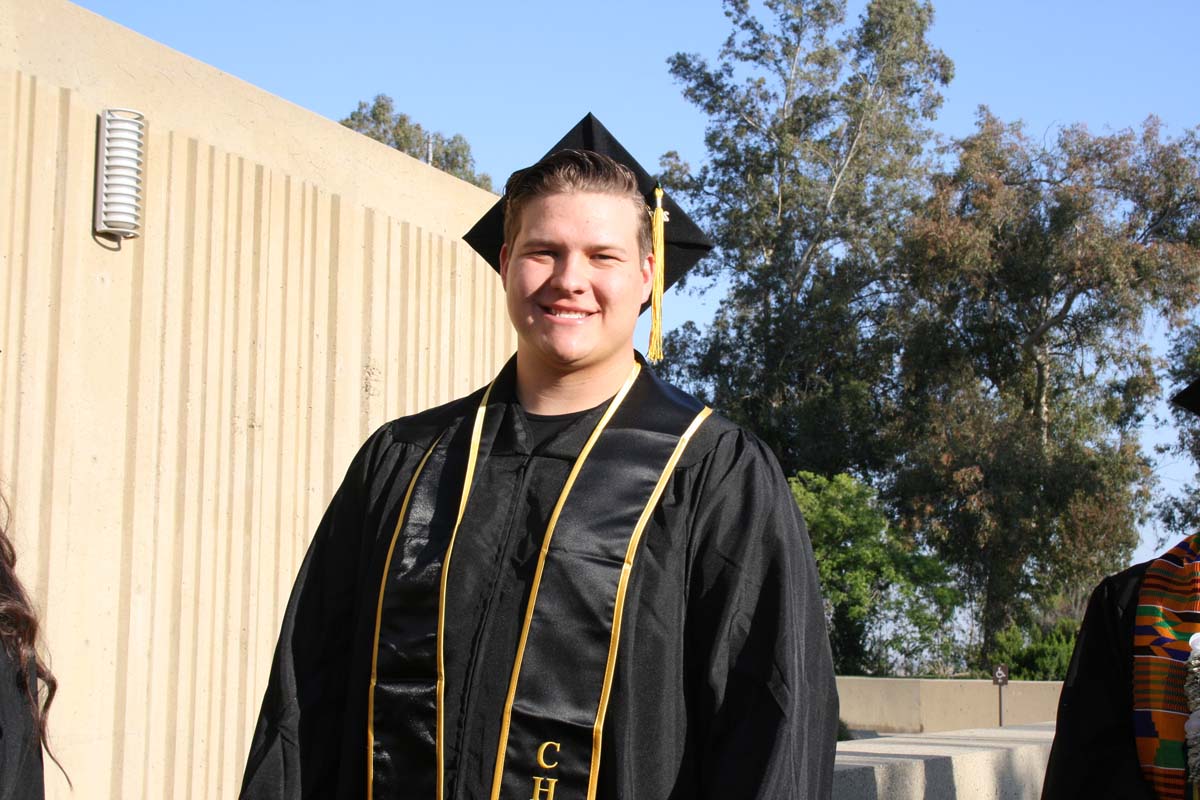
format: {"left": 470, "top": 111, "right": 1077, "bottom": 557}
{"left": 94, "top": 108, "right": 145, "bottom": 239}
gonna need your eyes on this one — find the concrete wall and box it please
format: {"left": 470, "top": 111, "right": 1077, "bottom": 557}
{"left": 837, "top": 677, "right": 1063, "bottom": 734}
{"left": 1, "top": 1, "right": 516, "bottom": 797}
{"left": 835, "top": 723, "right": 1055, "bottom": 799}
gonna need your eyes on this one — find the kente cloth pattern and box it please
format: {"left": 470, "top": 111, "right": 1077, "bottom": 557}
{"left": 1134, "top": 534, "right": 1200, "bottom": 800}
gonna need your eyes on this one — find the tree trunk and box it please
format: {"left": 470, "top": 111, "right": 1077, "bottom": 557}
{"left": 979, "top": 547, "right": 1015, "bottom": 669}
{"left": 1034, "top": 349, "right": 1050, "bottom": 449}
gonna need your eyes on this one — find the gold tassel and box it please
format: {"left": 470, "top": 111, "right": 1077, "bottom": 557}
{"left": 647, "top": 185, "right": 666, "bottom": 362}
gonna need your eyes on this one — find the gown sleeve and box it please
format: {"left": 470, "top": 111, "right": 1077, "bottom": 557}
{"left": 0, "top": 650, "right": 45, "bottom": 800}
{"left": 239, "top": 429, "right": 400, "bottom": 800}
{"left": 685, "top": 430, "right": 839, "bottom": 799}
{"left": 1041, "top": 564, "right": 1153, "bottom": 800}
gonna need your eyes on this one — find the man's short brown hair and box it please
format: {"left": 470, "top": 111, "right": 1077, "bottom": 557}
{"left": 502, "top": 150, "right": 652, "bottom": 259}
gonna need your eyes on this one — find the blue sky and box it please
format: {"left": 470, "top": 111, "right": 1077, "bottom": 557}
{"left": 74, "top": 0, "right": 1200, "bottom": 562}
{"left": 73, "top": 1, "right": 1198, "bottom": 183}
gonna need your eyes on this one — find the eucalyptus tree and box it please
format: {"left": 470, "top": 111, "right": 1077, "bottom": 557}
{"left": 893, "top": 112, "right": 1200, "bottom": 661}
{"left": 341, "top": 94, "right": 493, "bottom": 190}
{"left": 660, "top": 0, "right": 952, "bottom": 479}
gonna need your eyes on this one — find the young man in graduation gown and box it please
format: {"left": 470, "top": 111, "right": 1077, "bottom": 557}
{"left": 239, "top": 115, "right": 838, "bottom": 800}
{"left": 1042, "top": 381, "right": 1200, "bottom": 800}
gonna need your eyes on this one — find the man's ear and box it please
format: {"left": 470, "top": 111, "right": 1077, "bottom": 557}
{"left": 499, "top": 243, "right": 510, "bottom": 288}
{"left": 640, "top": 253, "right": 654, "bottom": 305}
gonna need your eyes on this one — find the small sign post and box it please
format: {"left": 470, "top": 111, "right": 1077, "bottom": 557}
{"left": 993, "top": 664, "right": 1009, "bottom": 726}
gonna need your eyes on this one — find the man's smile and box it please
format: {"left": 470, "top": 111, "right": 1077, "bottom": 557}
{"left": 540, "top": 304, "right": 596, "bottom": 321}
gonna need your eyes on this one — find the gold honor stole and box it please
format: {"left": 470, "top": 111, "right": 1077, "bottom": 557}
{"left": 367, "top": 363, "right": 710, "bottom": 800}
{"left": 1133, "top": 534, "right": 1200, "bottom": 800}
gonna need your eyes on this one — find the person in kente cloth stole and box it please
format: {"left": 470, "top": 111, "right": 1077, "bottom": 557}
{"left": 239, "top": 113, "right": 839, "bottom": 800}
{"left": 1043, "top": 379, "right": 1200, "bottom": 800}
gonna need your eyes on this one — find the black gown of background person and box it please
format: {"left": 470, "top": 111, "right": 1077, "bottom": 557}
{"left": 0, "top": 645, "right": 44, "bottom": 800}
{"left": 240, "top": 360, "right": 838, "bottom": 799}
{"left": 1042, "top": 378, "right": 1200, "bottom": 800}
{"left": 1041, "top": 561, "right": 1155, "bottom": 799}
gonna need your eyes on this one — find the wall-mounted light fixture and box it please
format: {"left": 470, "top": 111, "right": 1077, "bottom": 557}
{"left": 94, "top": 108, "right": 145, "bottom": 239}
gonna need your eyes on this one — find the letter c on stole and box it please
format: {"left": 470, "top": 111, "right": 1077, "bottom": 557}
{"left": 530, "top": 741, "right": 561, "bottom": 800}
{"left": 536, "top": 741, "right": 560, "bottom": 770}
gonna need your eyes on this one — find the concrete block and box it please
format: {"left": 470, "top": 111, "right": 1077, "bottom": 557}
{"left": 834, "top": 723, "right": 1055, "bottom": 799}
{"left": 837, "top": 676, "right": 1062, "bottom": 733}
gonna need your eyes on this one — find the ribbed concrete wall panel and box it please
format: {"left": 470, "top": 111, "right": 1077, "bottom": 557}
{"left": 1, "top": 3, "right": 516, "bottom": 795}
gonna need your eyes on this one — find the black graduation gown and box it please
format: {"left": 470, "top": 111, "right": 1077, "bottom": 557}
{"left": 0, "top": 647, "right": 45, "bottom": 800}
{"left": 240, "top": 361, "right": 838, "bottom": 800}
{"left": 1041, "top": 561, "right": 1155, "bottom": 799}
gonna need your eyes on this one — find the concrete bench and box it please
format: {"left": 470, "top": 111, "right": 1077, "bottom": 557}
{"left": 834, "top": 722, "right": 1055, "bottom": 799}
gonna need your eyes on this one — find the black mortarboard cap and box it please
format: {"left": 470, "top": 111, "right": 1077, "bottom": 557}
{"left": 462, "top": 113, "right": 713, "bottom": 294}
{"left": 1172, "top": 379, "right": 1200, "bottom": 416}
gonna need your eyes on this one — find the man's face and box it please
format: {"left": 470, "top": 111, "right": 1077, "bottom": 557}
{"left": 500, "top": 191, "right": 652, "bottom": 378}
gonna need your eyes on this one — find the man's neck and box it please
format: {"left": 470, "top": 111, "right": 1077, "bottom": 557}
{"left": 514, "top": 352, "right": 637, "bottom": 415}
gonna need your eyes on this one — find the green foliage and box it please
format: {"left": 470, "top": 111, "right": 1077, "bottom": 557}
{"left": 791, "top": 471, "right": 960, "bottom": 675}
{"left": 660, "top": 0, "right": 951, "bottom": 479}
{"left": 663, "top": 0, "right": 1200, "bottom": 673}
{"left": 1154, "top": 126, "right": 1200, "bottom": 535}
{"left": 892, "top": 112, "right": 1200, "bottom": 665}
{"left": 341, "top": 95, "right": 493, "bottom": 191}
{"left": 1160, "top": 325, "right": 1200, "bottom": 538}
{"left": 986, "top": 619, "right": 1077, "bottom": 681}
